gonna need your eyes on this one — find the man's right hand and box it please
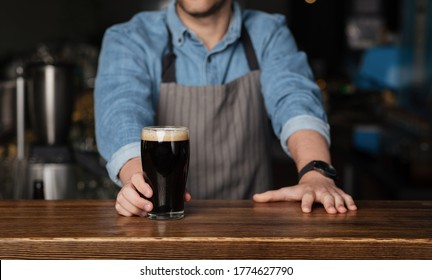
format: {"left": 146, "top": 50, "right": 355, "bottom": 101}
{"left": 115, "top": 157, "right": 191, "bottom": 217}
{"left": 116, "top": 171, "right": 154, "bottom": 217}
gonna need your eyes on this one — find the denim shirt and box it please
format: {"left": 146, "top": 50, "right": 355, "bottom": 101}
{"left": 95, "top": 0, "right": 330, "bottom": 185}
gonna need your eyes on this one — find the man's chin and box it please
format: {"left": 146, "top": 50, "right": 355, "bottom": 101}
{"left": 176, "top": 0, "right": 229, "bottom": 18}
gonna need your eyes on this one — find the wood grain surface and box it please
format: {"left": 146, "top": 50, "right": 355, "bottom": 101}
{"left": 0, "top": 200, "right": 431, "bottom": 259}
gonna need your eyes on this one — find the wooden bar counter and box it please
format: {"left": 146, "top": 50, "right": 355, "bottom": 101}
{"left": 0, "top": 200, "right": 431, "bottom": 259}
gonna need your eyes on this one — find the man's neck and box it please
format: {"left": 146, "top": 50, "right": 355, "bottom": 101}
{"left": 176, "top": 2, "right": 232, "bottom": 50}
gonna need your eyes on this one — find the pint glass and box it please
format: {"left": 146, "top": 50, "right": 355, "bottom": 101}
{"left": 141, "top": 126, "right": 189, "bottom": 220}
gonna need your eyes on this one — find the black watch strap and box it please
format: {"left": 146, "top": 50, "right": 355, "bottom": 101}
{"left": 298, "top": 160, "right": 338, "bottom": 181}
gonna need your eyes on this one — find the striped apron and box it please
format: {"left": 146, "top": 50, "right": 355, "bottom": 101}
{"left": 157, "top": 26, "right": 272, "bottom": 199}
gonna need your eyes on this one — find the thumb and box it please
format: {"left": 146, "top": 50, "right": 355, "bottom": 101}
{"left": 253, "top": 190, "right": 282, "bottom": 202}
{"left": 253, "top": 186, "right": 302, "bottom": 203}
{"left": 253, "top": 190, "right": 276, "bottom": 202}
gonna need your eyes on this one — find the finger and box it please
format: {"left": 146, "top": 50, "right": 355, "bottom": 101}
{"left": 301, "top": 191, "right": 315, "bottom": 213}
{"left": 184, "top": 191, "right": 192, "bottom": 202}
{"left": 131, "top": 173, "right": 153, "bottom": 198}
{"left": 332, "top": 186, "right": 357, "bottom": 211}
{"left": 342, "top": 193, "right": 357, "bottom": 211}
{"left": 120, "top": 184, "right": 153, "bottom": 213}
{"left": 253, "top": 186, "right": 301, "bottom": 203}
{"left": 117, "top": 192, "right": 148, "bottom": 216}
{"left": 116, "top": 191, "right": 147, "bottom": 216}
{"left": 321, "top": 192, "right": 337, "bottom": 214}
{"left": 115, "top": 201, "right": 132, "bottom": 216}
{"left": 115, "top": 200, "right": 139, "bottom": 217}
{"left": 334, "top": 193, "right": 347, "bottom": 213}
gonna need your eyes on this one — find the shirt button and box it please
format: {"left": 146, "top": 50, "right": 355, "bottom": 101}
{"left": 178, "top": 37, "right": 183, "bottom": 44}
{"left": 207, "top": 56, "right": 212, "bottom": 63}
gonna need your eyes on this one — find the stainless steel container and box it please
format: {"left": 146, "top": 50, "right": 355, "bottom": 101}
{"left": 16, "top": 63, "right": 78, "bottom": 200}
{"left": 27, "top": 163, "right": 76, "bottom": 199}
{"left": 26, "top": 63, "right": 75, "bottom": 145}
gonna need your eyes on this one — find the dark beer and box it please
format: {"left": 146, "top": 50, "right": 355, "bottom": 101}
{"left": 141, "top": 127, "right": 189, "bottom": 220}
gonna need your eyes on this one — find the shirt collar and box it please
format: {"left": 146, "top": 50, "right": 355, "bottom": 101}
{"left": 166, "top": 0, "right": 242, "bottom": 48}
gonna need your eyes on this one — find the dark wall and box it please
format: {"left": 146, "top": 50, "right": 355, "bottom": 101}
{"left": 0, "top": 0, "right": 168, "bottom": 60}
{"left": 288, "top": 0, "right": 348, "bottom": 79}
{"left": 0, "top": 0, "right": 402, "bottom": 81}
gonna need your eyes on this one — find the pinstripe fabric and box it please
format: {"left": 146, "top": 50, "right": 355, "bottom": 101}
{"left": 157, "top": 70, "right": 272, "bottom": 199}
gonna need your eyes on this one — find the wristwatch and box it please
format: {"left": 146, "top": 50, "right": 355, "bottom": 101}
{"left": 298, "top": 160, "right": 338, "bottom": 182}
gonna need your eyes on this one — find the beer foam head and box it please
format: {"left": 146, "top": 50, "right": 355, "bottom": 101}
{"left": 142, "top": 126, "right": 189, "bottom": 142}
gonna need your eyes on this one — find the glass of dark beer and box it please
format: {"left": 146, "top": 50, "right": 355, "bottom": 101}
{"left": 141, "top": 126, "right": 189, "bottom": 220}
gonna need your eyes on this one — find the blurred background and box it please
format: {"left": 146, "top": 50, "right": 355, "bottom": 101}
{"left": 0, "top": 0, "right": 431, "bottom": 200}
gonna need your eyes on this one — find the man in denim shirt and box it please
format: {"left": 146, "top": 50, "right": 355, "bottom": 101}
{"left": 95, "top": 0, "right": 357, "bottom": 216}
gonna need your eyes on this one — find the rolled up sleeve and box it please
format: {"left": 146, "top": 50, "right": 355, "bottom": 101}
{"left": 280, "top": 115, "right": 330, "bottom": 157}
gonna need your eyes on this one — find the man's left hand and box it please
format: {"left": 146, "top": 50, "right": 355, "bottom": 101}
{"left": 253, "top": 172, "right": 357, "bottom": 214}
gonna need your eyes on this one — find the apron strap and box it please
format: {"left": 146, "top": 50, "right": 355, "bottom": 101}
{"left": 162, "top": 30, "right": 177, "bottom": 83}
{"left": 240, "top": 25, "right": 260, "bottom": 71}
{"left": 162, "top": 25, "right": 259, "bottom": 83}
